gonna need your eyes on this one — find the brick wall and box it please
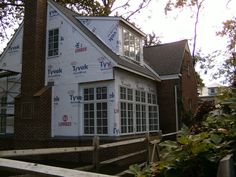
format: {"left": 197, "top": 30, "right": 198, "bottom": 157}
{"left": 157, "top": 79, "right": 180, "bottom": 134}
{"left": 157, "top": 51, "right": 198, "bottom": 134}
{"left": 15, "top": 87, "right": 52, "bottom": 144}
{"left": 0, "top": 137, "right": 14, "bottom": 150}
{"left": 180, "top": 51, "right": 199, "bottom": 114}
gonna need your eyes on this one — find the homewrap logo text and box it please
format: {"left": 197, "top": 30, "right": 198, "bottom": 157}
{"left": 108, "top": 23, "right": 118, "bottom": 42}
{"left": 49, "top": 9, "right": 58, "bottom": 17}
{"left": 54, "top": 96, "right": 60, "bottom": 105}
{"left": 8, "top": 45, "right": 20, "bottom": 53}
{"left": 68, "top": 90, "right": 81, "bottom": 104}
{"left": 75, "top": 42, "right": 87, "bottom": 53}
{"left": 48, "top": 66, "right": 62, "bottom": 77}
{"left": 58, "top": 115, "right": 71, "bottom": 127}
{"left": 98, "top": 56, "right": 113, "bottom": 71}
{"left": 71, "top": 61, "right": 88, "bottom": 74}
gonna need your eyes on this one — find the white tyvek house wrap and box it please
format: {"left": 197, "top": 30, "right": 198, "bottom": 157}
{"left": 51, "top": 83, "right": 79, "bottom": 137}
{"left": 46, "top": 5, "right": 115, "bottom": 86}
{"left": 0, "top": 25, "right": 23, "bottom": 73}
{"left": 79, "top": 18, "right": 121, "bottom": 55}
{"left": 0, "top": 24, "right": 22, "bottom": 134}
{"left": 47, "top": 5, "right": 117, "bottom": 136}
{"left": 52, "top": 81, "right": 116, "bottom": 137}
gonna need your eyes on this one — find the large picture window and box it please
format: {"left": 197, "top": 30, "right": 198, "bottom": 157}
{"left": 48, "top": 28, "right": 59, "bottom": 57}
{"left": 123, "top": 28, "right": 141, "bottom": 62}
{"left": 120, "top": 86, "right": 159, "bottom": 134}
{"left": 83, "top": 87, "right": 108, "bottom": 135}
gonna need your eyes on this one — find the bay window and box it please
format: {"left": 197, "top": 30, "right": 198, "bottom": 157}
{"left": 120, "top": 86, "right": 159, "bottom": 134}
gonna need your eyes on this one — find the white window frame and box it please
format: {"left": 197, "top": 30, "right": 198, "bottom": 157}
{"left": 0, "top": 96, "right": 7, "bottom": 134}
{"left": 48, "top": 28, "right": 59, "bottom": 57}
{"left": 122, "top": 28, "right": 141, "bottom": 62}
{"left": 136, "top": 90, "right": 147, "bottom": 133}
{"left": 83, "top": 86, "right": 108, "bottom": 136}
{"left": 119, "top": 86, "right": 159, "bottom": 135}
{"left": 135, "top": 104, "right": 146, "bottom": 133}
{"left": 120, "top": 86, "right": 134, "bottom": 134}
{"left": 148, "top": 93, "right": 159, "bottom": 132}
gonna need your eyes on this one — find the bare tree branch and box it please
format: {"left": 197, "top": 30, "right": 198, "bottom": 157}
{"left": 111, "top": 0, "right": 131, "bottom": 13}
{"left": 125, "top": 0, "right": 152, "bottom": 20}
{"left": 192, "top": 0, "right": 205, "bottom": 59}
{"left": 0, "top": 18, "right": 9, "bottom": 41}
{"left": 0, "top": 2, "right": 24, "bottom": 7}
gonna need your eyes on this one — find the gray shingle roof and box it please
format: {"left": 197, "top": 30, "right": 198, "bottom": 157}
{"left": 144, "top": 40, "right": 188, "bottom": 76}
{"left": 49, "top": 0, "right": 159, "bottom": 80}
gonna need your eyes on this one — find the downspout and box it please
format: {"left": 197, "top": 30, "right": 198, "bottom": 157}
{"left": 174, "top": 85, "right": 179, "bottom": 132}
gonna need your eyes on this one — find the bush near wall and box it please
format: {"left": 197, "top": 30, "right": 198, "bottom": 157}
{"left": 129, "top": 88, "right": 236, "bottom": 177}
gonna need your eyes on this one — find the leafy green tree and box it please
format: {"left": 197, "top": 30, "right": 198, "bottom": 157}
{"left": 216, "top": 17, "right": 236, "bottom": 85}
{"left": 129, "top": 87, "right": 236, "bottom": 177}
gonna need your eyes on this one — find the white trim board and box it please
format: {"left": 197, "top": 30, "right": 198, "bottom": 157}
{"left": 160, "top": 74, "right": 181, "bottom": 80}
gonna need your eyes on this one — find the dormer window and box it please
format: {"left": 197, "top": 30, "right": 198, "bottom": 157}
{"left": 123, "top": 28, "right": 141, "bottom": 62}
{"left": 208, "top": 88, "right": 216, "bottom": 96}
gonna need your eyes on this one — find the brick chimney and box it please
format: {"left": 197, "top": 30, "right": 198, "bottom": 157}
{"left": 15, "top": 0, "right": 52, "bottom": 147}
{"left": 21, "top": 1, "right": 47, "bottom": 95}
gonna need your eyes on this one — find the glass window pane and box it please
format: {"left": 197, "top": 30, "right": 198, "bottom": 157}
{"left": 153, "top": 94, "right": 157, "bottom": 104}
{"left": 120, "top": 87, "right": 126, "bottom": 100}
{"left": 48, "top": 29, "right": 59, "bottom": 57}
{"left": 127, "top": 88, "right": 133, "bottom": 101}
{"left": 148, "top": 93, "right": 152, "bottom": 103}
{"left": 136, "top": 90, "right": 140, "bottom": 102}
{"left": 141, "top": 91, "right": 146, "bottom": 103}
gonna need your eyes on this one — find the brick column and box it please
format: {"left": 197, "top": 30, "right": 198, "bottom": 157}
{"left": 14, "top": 0, "right": 52, "bottom": 147}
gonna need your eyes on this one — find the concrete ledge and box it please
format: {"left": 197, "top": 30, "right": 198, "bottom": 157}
{"left": 217, "top": 154, "right": 235, "bottom": 177}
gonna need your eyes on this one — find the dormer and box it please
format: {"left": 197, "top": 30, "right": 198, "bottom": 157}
{"left": 208, "top": 87, "right": 217, "bottom": 96}
{"left": 76, "top": 16, "right": 145, "bottom": 65}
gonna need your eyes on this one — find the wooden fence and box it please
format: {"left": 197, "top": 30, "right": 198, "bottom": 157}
{"left": 0, "top": 158, "right": 113, "bottom": 177}
{"left": 0, "top": 133, "right": 164, "bottom": 176}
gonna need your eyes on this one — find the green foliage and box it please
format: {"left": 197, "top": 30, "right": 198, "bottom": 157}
{"left": 194, "top": 100, "right": 215, "bottom": 122}
{"left": 128, "top": 164, "right": 151, "bottom": 177}
{"left": 215, "top": 17, "right": 236, "bottom": 85}
{"left": 195, "top": 71, "right": 204, "bottom": 88}
{"left": 217, "top": 17, "right": 236, "bottom": 52}
{"left": 130, "top": 87, "right": 236, "bottom": 177}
